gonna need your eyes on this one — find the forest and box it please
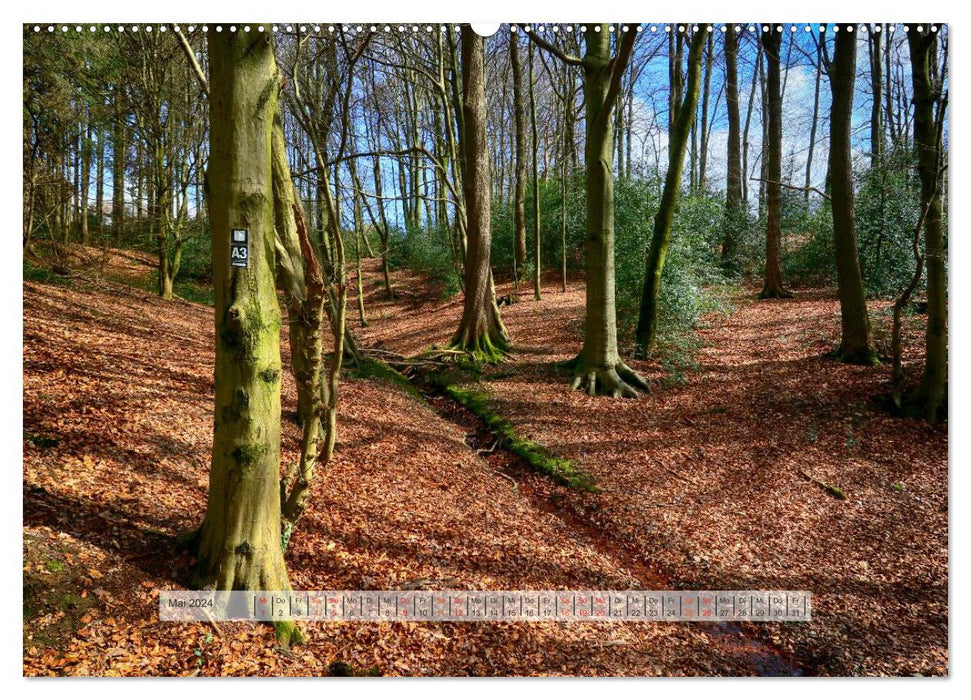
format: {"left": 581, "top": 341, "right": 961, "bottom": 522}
{"left": 23, "top": 22, "right": 947, "bottom": 677}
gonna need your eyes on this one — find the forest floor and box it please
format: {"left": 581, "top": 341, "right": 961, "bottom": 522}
{"left": 23, "top": 250, "right": 947, "bottom": 676}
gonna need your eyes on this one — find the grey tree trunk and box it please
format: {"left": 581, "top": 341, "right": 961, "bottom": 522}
{"left": 829, "top": 25, "right": 877, "bottom": 365}
{"left": 510, "top": 34, "right": 528, "bottom": 279}
{"left": 569, "top": 24, "right": 647, "bottom": 397}
{"left": 721, "top": 26, "right": 743, "bottom": 268}
{"left": 759, "top": 27, "right": 793, "bottom": 299}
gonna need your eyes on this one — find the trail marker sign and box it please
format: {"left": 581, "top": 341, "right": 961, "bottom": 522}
{"left": 230, "top": 229, "right": 249, "bottom": 268}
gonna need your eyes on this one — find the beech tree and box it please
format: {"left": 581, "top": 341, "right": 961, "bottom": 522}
{"left": 635, "top": 25, "right": 707, "bottom": 354}
{"left": 194, "top": 28, "right": 300, "bottom": 646}
{"left": 721, "top": 25, "right": 743, "bottom": 268}
{"left": 528, "top": 23, "right": 647, "bottom": 397}
{"left": 829, "top": 24, "right": 877, "bottom": 364}
{"left": 449, "top": 26, "right": 510, "bottom": 361}
{"left": 759, "top": 26, "right": 793, "bottom": 299}
{"left": 510, "top": 33, "right": 528, "bottom": 280}
{"left": 907, "top": 24, "right": 948, "bottom": 422}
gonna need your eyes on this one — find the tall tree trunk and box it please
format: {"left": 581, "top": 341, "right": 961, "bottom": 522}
{"left": 698, "top": 31, "right": 714, "bottom": 192}
{"left": 869, "top": 25, "right": 884, "bottom": 167}
{"left": 742, "top": 42, "right": 762, "bottom": 206}
{"left": 570, "top": 24, "right": 648, "bottom": 397}
{"left": 348, "top": 159, "right": 368, "bottom": 328}
{"left": 908, "top": 24, "right": 947, "bottom": 422}
{"left": 95, "top": 127, "right": 105, "bottom": 237}
{"left": 529, "top": 40, "right": 542, "bottom": 300}
{"left": 196, "top": 29, "right": 299, "bottom": 646}
{"left": 721, "top": 26, "right": 743, "bottom": 268}
{"left": 636, "top": 26, "right": 707, "bottom": 353}
{"left": 829, "top": 25, "right": 876, "bottom": 364}
{"left": 80, "top": 116, "right": 92, "bottom": 245}
{"left": 510, "top": 33, "right": 528, "bottom": 279}
{"left": 885, "top": 26, "right": 897, "bottom": 147}
{"left": 804, "top": 38, "right": 823, "bottom": 204}
{"left": 561, "top": 62, "right": 570, "bottom": 293}
{"left": 450, "top": 26, "right": 509, "bottom": 361}
{"left": 759, "top": 27, "right": 793, "bottom": 299}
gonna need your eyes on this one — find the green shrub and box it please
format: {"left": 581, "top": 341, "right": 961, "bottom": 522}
{"left": 387, "top": 224, "right": 462, "bottom": 299}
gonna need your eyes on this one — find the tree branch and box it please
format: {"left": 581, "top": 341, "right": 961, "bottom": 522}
{"left": 171, "top": 26, "right": 209, "bottom": 98}
{"left": 520, "top": 26, "right": 583, "bottom": 67}
{"left": 750, "top": 176, "right": 831, "bottom": 201}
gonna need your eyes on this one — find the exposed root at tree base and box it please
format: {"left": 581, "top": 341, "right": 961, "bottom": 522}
{"left": 569, "top": 358, "right": 651, "bottom": 398}
{"left": 758, "top": 287, "right": 795, "bottom": 300}
{"left": 447, "top": 332, "right": 510, "bottom": 365}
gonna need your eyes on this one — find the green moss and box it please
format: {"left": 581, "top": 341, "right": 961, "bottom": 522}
{"left": 25, "top": 432, "right": 59, "bottom": 449}
{"left": 259, "top": 367, "right": 281, "bottom": 384}
{"left": 44, "top": 560, "right": 64, "bottom": 574}
{"left": 328, "top": 660, "right": 382, "bottom": 677}
{"left": 448, "top": 332, "right": 510, "bottom": 365}
{"left": 347, "top": 357, "right": 423, "bottom": 400}
{"left": 231, "top": 443, "right": 266, "bottom": 467}
{"left": 273, "top": 619, "right": 305, "bottom": 649}
{"left": 823, "top": 483, "right": 847, "bottom": 500}
{"left": 440, "top": 383, "right": 599, "bottom": 493}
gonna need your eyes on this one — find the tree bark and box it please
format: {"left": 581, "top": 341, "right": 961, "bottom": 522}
{"left": 196, "top": 28, "right": 299, "bottom": 645}
{"left": 450, "top": 26, "right": 509, "bottom": 361}
{"left": 759, "top": 27, "right": 793, "bottom": 299}
{"left": 80, "top": 116, "right": 91, "bottom": 245}
{"left": 635, "top": 26, "right": 708, "bottom": 354}
{"left": 528, "top": 40, "right": 542, "bottom": 300}
{"left": 569, "top": 24, "right": 648, "bottom": 397}
{"left": 721, "top": 26, "right": 743, "bottom": 268}
{"left": 510, "top": 34, "right": 528, "bottom": 278}
{"left": 829, "top": 25, "right": 876, "bottom": 364}
{"left": 804, "top": 38, "right": 823, "bottom": 204}
{"left": 869, "top": 25, "right": 884, "bottom": 167}
{"left": 907, "top": 24, "right": 947, "bottom": 422}
{"left": 698, "top": 31, "right": 714, "bottom": 192}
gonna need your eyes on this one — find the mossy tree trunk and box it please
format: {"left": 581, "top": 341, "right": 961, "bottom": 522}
{"left": 635, "top": 26, "right": 707, "bottom": 355}
{"left": 450, "top": 26, "right": 509, "bottom": 362}
{"left": 907, "top": 24, "right": 947, "bottom": 423}
{"left": 570, "top": 24, "right": 647, "bottom": 397}
{"left": 721, "top": 25, "right": 743, "bottom": 268}
{"left": 196, "top": 29, "right": 299, "bottom": 645}
{"left": 510, "top": 33, "right": 528, "bottom": 281}
{"left": 829, "top": 25, "right": 877, "bottom": 365}
{"left": 759, "top": 26, "right": 793, "bottom": 299}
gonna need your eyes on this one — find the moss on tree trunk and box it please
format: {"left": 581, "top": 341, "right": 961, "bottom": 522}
{"left": 196, "top": 28, "right": 300, "bottom": 645}
{"left": 571, "top": 25, "right": 648, "bottom": 397}
{"left": 636, "top": 26, "right": 707, "bottom": 354}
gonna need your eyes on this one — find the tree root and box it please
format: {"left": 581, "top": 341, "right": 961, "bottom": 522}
{"left": 833, "top": 344, "right": 880, "bottom": 367}
{"left": 570, "top": 359, "right": 650, "bottom": 398}
{"left": 448, "top": 332, "right": 510, "bottom": 365}
{"left": 759, "top": 286, "right": 795, "bottom": 300}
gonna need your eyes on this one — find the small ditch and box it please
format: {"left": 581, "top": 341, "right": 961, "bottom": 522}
{"left": 409, "top": 371, "right": 805, "bottom": 677}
